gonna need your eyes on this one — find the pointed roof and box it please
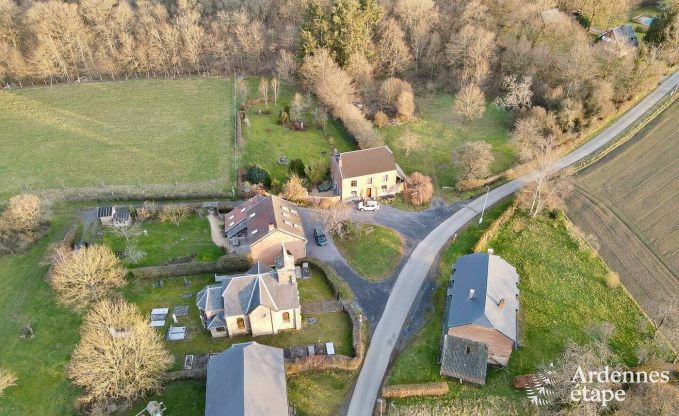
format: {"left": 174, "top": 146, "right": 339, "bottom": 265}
{"left": 224, "top": 194, "right": 306, "bottom": 244}
{"left": 205, "top": 342, "right": 288, "bottom": 416}
{"left": 445, "top": 253, "right": 519, "bottom": 344}
{"left": 333, "top": 146, "right": 398, "bottom": 178}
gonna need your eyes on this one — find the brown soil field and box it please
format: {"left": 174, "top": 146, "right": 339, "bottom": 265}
{"left": 566, "top": 100, "right": 679, "bottom": 342}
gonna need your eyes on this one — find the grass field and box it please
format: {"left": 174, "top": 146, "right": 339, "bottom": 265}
{"left": 0, "top": 79, "right": 232, "bottom": 199}
{"left": 288, "top": 370, "right": 355, "bottom": 416}
{"left": 566, "top": 100, "right": 679, "bottom": 345}
{"left": 0, "top": 214, "right": 82, "bottom": 416}
{"left": 334, "top": 224, "right": 404, "bottom": 281}
{"left": 241, "top": 79, "right": 356, "bottom": 184}
{"left": 101, "top": 215, "right": 223, "bottom": 267}
{"left": 387, "top": 207, "right": 657, "bottom": 409}
{"left": 380, "top": 93, "right": 514, "bottom": 192}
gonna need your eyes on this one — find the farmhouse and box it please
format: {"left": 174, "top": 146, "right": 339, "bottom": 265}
{"left": 440, "top": 252, "right": 519, "bottom": 384}
{"left": 96, "top": 205, "right": 131, "bottom": 228}
{"left": 196, "top": 246, "right": 302, "bottom": 338}
{"left": 599, "top": 24, "right": 639, "bottom": 48}
{"left": 330, "top": 146, "right": 405, "bottom": 201}
{"left": 205, "top": 342, "right": 289, "bottom": 416}
{"left": 224, "top": 194, "right": 307, "bottom": 265}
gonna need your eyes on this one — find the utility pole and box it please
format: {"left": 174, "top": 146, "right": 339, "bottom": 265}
{"left": 479, "top": 185, "right": 490, "bottom": 224}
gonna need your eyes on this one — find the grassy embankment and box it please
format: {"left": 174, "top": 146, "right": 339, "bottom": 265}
{"left": 334, "top": 224, "right": 404, "bottom": 281}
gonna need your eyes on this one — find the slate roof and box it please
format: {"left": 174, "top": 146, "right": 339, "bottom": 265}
{"left": 225, "top": 195, "right": 305, "bottom": 244}
{"left": 600, "top": 24, "right": 639, "bottom": 47}
{"left": 207, "top": 311, "right": 226, "bottom": 330}
{"left": 113, "top": 206, "right": 129, "bottom": 222}
{"left": 445, "top": 253, "right": 519, "bottom": 344}
{"left": 440, "top": 335, "right": 488, "bottom": 385}
{"left": 205, "top": 342, "right": 288, "bottom": 416}
{"left": 97, "top": 205, "right": 113, "bottom": 218}
{"left": 333, "top": 146, "right": 398, "bottom": 179}
{"left": 197, "top": 285, "right": 223, "bottom": 312}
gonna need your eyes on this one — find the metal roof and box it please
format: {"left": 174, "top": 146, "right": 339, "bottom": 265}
{"left": 205, "top": 342, "right": 288, "bottom": 416}
{"left": 445, "top": 253, "right": 519, "bottom": 344}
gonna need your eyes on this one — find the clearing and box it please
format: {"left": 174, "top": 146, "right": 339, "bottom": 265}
{"left": 379, "top": 92, "right": 514, "bottom": 193}
{"left": 0, "top": 79, "right": 232, "bottom": 199}
{"left": 334, "top": 224, "right": 404, "bottom": 281}
{"left": 386, "top": 206, "right": 659, "bottom": 409}
{"left": 566, "top": 100, "right": 679, "bottom": 344}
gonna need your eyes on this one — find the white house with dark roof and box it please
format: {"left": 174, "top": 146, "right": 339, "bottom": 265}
{"left": 440, "top": 252, "right": 519, "bottom": 384}
{"left": 224, "top": 194, "right": 307, "bottom": 265}
{"left": 330, "top": 146, "right": 406, "bottom": 201}
{"left": 196, "top": 246, "right": 301, "bottom": 338}
{"left": 205, "top": 342, "right": 289, "bottom": 416}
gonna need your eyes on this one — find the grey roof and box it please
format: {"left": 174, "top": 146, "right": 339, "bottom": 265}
{"left": 601, "top": 24, "right": 639, "bottom": 47}
{"left": 113, "top": 206, "right": 129, "bottom": 222}
{"left": 97, "top": 205, "right": 113, "bottom": 218}
{"left": 197, "top": 285, "right": 223, "bottom": 313}
{"left": 207, "top": 311, "right": 226, "bottom": 330}
{"left": 440, "top": 335, "right": 488, "bottom": 385}
{"left": 206, "top": 342, "right": 288, "bottom": 416}
{"left": 445, "top": 253, "right": 519, "bottom": 344}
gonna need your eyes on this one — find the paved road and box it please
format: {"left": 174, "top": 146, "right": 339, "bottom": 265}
{"left": 346, "top": 70, "right": 679, "bottom": 415}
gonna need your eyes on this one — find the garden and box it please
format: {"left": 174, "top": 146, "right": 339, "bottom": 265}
{"left": 333, "top": 223, "right": 405, "bottom": 282}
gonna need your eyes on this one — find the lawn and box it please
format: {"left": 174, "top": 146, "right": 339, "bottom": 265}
{"left": 0, "top": 214, "right": 82, "bottom": 416}
{"left": 288, "top": 370, "right": 356, "bottom": 416}
{"left": 0, "top": 79, "right": 232, "bottom": 199}
{"left": 241, "top": 78, "right": 356, "bottom": 184}
{"left": 380, "top": 93, "right": 514, "bottom": 192}
{"left": 101, "top": 215, "right": 223, "bottom": 267}
{"left": 297, "top": 264, "right": 337, "bottom": 302}
{"left": 334, "top": 224, "right": 404, "bottom": 281}
{"left": 123, "top": 271, "right": 354, "bottom": 371}
{"left": 386, "top": 205, "right": 657, "bottom": 408}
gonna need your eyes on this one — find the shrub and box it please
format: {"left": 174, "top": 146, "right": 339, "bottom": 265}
{"left": 282, "top": 175, "right": 308, "bottom": 202}
{"left": 305, "top": 159, "right": 329, "bottom": 185}
{"left": 0, "top": 193, "right": 48, "bottom": 255}
{"left": 0, "top": 369, "right": 17, "bottom": 397}
{"left": 382, "top": 382, "right": 449, "bottom": 398}
{"left": 245, "top": 165, "right": 272, "bottom": 188}
{"left": 453, "top": 83, "right": 486, "bottom": 123}
{"left": 288, "top": 158, "right": 306, "bottom": 178}
{"left": 605, "top": 271, "right": 621, "bottom": 289}
{"left": 396, "top": 90, "right": 415, "bottom": 120}
{"left": 379, "top": 77, "right": 413, "bottom": 105}
{"left": 158, "top": 204, "right": 192, "bottom": 226}
{"left": 403, "top": 173, "right": 434, "bottom": 206}
{"left": 373, "top": 111, "right": 389, "bottom": 127}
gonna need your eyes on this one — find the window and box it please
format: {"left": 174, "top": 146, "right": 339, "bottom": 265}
{"left": 284, "top": 220, "right": 292, "bottom": 226}
{"left": 381, "top": 185, "right": 387, "bottom": 192}
{"left": 465, "top": 345, "right": 472, "bottom": 354}
{"left": 236, "top": 318, "right": 245, "bottom": 329}
{"left": 249, "top": 212, "right": 256, "bottom": 218}
{"left": 251, "top": 229, "right": 258, "bottom": 236}
{"left": 382, "top": 174, "right": 388, "bottom": 182}
{"left": 215, "top": 327, "right": 226, "bottom": 333}
{"left": 351, "top": 191, "right": 358, "bottom": 197}
{"left": 366, "top": 177, "right": 373, "bottom": 185}
{"left": 290, "top": 209, "right": 298, "bottom": 215}
{"left": 282, "top": 312, "right": 290, "bottom": 322}
{"left": 228, "top": 221, "right": 234, "bottom": 227}
{"left": 228, "top": 214, "right": 235, "bottom": 220}
{"left": 350, "top": 180, "right": 357, "bottom": 187}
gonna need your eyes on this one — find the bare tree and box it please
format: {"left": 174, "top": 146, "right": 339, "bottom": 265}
{"left": 270, "top": 77, "right": 280, "bottom": 106}
{"left": 452, "top": 83, "right": 486, "bottom": 123}
{"left": 290, "top": 92, "right": 306, "bottom": 121}
{"left": 446, "top": 24, "right": 496, "bottom": 85}
{"left": 313, "top": 107, "right": 328, "bottom": 133}
{"left": 403, "top": 172, "right": 434, "bottom": 206}
{"left": 393, "top": 129, "right": 423, "bottom": 156}
{"left": 258, "top": 77, "right": 269, "bottom": 107}
{"left": 158, "top": 204, "right": 191, "bottom": 226}
{"left": 396, "top": 90, "right": 415, "bottom": 120}
{"left": 345, "top": 52, "right": 374, "bottom": 90}
{"left": 394, "top": 0, "right": 439, "bottom": 72}
{"left": 379, "top": 77, "right": 412, "bottom": 105}
{"left": 275, "top": 49, "right": 296, "bottom": 82}
{"left": 312, "top": 202, "right": 353, "bottom": 239}
{"left": 0, "top": 193, "right": 47, "bottom": 255}
{"left": 454, "top": 141, "right": 494, "bottom": 181}
{"left": 376, "top": 18, "right": 412, "bottom": 77}
{"left": 494, "top": 75, "right": 533, "bottom": 111}
{"left": 68, "top": 298, "right": 173, "bottom": 403}
{"left": 112, "top": 222, "right": 141, "bottom": 244}
{"left": 235, "top": 76, "right": 248, "bottom": 104}
{"left": 0, "top": 368, "right": 17, "bottom": 397}
{"left": 282, "top": 175, "right": 307, "bottom": 202}
{"left": 48, "top": 244, "right": 127, "bottom": 310}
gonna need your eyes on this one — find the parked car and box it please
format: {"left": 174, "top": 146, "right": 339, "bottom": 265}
{"left": 358, "top": 199, "right": 380, "bottom": 211}
{"left": 313, "top": 226, "right": 328, "bottom": 246}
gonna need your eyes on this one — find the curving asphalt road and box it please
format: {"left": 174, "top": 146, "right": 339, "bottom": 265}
{"left": 346, "top": 70, "right": 679, "bottom": 416}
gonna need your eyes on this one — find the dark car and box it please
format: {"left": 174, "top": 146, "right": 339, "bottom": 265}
{"left": 314, "top": 226, "right": 328, "bottom": 246}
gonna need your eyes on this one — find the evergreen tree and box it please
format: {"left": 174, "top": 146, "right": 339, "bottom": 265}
{"left": 299, "top": 0, "right": 330, "bottom": 58}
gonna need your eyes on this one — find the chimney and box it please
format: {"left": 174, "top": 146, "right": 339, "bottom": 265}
{"left": 488, "top": 248, "right": 494, "bottom": 254}
{"left": 468, "top": 289, "right": 475, "bottom": 300}
{"left": 337, "top": 156, "right": 343, "bottom": 169}
{"left": 498, "top": 298, "right": 506, "bottom": 310}
{"left": 268, "top": 222, "right": 275, "bottom": 231}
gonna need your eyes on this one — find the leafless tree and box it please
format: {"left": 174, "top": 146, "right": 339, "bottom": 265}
{"left": 394, "top": 129, "right": 423, "bottom": 156}
{"left": 290, "top": 92, "right": 306, "bottom": 121}
{"left": 112, "top": 222, "right": 141, "bottom": 244}
{"left": 270, "top": 77, "right": 280, "bottom": 106}
{"left": 379, "top": 77, "right": 412, "bottom": 105}
{"left": 276, "top": 49, "right": 296, "bottom": 82}
{"left": 452, "top": 83, "right": 486, "bottom": 123}
{"left": 396, "top": 90, "right": 415, "bottom": 120}
{"left": 67, "top": 298, "right": 173, "bottom": 403}
{"left": 158, "top": 204, "right": 191, "bottom": 226}
{"left": 394, "top": 0, "right": 439, "bottom": 72}
{"left": 494, "top": 75, "right": 533, "bottom": 111}
{"left": 403, "top": 172, "right": 434, "bottom": 206}
{"left": 376, "top": 18, "right": 412, "bottom": 77}
{"left": 48, "top": 244, "right": 127, "bottom": 310}
{"left": 454, "top": 141, "right": 494, "bottom": 181}
{"left": 312, "top": 201, "right": 353, "bottom": 239}
{"left": 258, "top": 77, "right": 269, "bottom": 107}
{"left": 446, "top": 24, "right": 496, "bottom": 85}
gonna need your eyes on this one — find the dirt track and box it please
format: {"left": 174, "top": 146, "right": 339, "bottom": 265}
{"left": 567, "top": 101, "right": 679, "bottom": 342}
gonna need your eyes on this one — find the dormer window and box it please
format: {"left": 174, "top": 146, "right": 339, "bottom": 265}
{"left": 228, "top": 221, "right": 234, "bottom": 227}
{"left": 249, "top": 212, "right": 256, "bottom": 218}
{"left": 251, "top": 229, "right": 258, "bottom": 235}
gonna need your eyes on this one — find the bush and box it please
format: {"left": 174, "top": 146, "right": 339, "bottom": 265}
{"left": 381, "top": 382, "right": 449, "bottom": 398}
{"left": 245, "top": 165, "right": 272, "bottom": 188}
{"left": 605, "top": 271, "right": 621, "bottom": 289}
{"left": 288, "top": 158, "right": 306, "bottom": 178}
{"left": 374, "top": 111, "right": 389, "bottom": 127}
{"left": 305, "top": 159, "right": 329, "bottom": 185}
{"left": 0, "top": 369, "right": 17, "bottom": 397}
{"left": 282, "top": 175, "right": 308, "bottom": 202}
{"left": 403, "top": 173, "right": 434, "bottom": 206}
{"left": 0, "top": 193, "right": 48, "bottom": 255}
{"left": 396, "top": 90, "right": 415, "bottom": 120}
{"left": 130, "top": 254, "right": 251, "bottom": 279}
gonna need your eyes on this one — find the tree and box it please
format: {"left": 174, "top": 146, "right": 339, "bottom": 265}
{"left": 494, "top": 75, "right": 533, "bottom": 111}
{"left": 299, "top": 0, "right": 330, "bottom": 57}
{"left": 276, "top": 49, "right": 296, "bottom": 83}
{"left": 258, "top": 77, "right": 269, "bottom": 107}
{"left": 345, "top": 51, "right": 374, "bottom": 89}
{"left": 68, "top": 298, "right": 173, "bottom": 403}
{"left": 394, "top": 129, "right": 423, "bottom": 155}
{"left": 313, "top": 108, "right": 328, "bottom": 133}
{"left": 48, "top": 244, "right": 127, "bottom": 310}
{"left": 403, "top": 172, "right": 433, "bottom": 206}
{"left": 446, "top": 24, "right": 496, "bottom": 85}
{"left": 373, "top": 111, "right": 389, "bottom": 127}
{"left": 282, "top": 175, "right": 307, "bottom": 202}
{"left": 245, "top": 165, "right": 272, "bottom": 188}
{"left": 312, "top": 201, "right": 353, "bottom": 239}
{"left": 112, "top": 222, "right": 141, "bottom": 244}
{"left": 271, "top": 77, "right": 280, "bottom": 106}
{"left": 645, "top": 0, "right": 679, "bottom": 64}
{"left": 376, "top": 18, "right": 412, "bottom": 76}
{"left": 379, "top": 77, "right": 412, "bottom": 105}
{"left": 288, "top": 158, "right": 306, "bottom": 178}
{"left": 396, "top": 90, "right": 415, "bottom": 120}
{"left": 290, "top": 92, "right": 306, "bottom": 120}
{"left": 0, "top": 368, "right": 17, "bottom": 397}
{"left": 305, "top": 159, "right": 329, "bottom": 185}
{"left": 328, "top": 0, "right": 384, "bottom": 65}
{"left": 394, "top": 0, "right": 439, "bottom": 72}
{"left": 0, "top": 193, "right": 43, "bottom": 234}
{"left": 235, "top": 77, "right": 248, "bottom": 103}
{"left": 455, "top": 141, "right": 494, "bottom": 181}
{"left": 158, "top": 204, "right": 191, "bottom": 226}
{"left": 452, "top": 84, "right": 485, "bottom": 123}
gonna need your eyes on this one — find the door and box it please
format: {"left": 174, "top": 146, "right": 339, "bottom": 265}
{"left": 365, "top": 188, "right": 372, "bottom": 198}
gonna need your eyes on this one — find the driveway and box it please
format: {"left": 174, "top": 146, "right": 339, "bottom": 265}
{"left": 207, "top": 213, "right": 229, "bottom": 249}
{"left": 346, "top": 70, "right": 679, "bottom": 416}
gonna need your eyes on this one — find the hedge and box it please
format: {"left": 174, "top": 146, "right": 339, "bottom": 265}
{"left": 381, "top": 382, "right": 449, "bottom": 398}
{"left": 130, "top": 253, "right": 251, "bottom": 279}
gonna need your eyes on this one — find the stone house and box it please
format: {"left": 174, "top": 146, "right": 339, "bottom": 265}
{"left": 97, "top": 205, "right": 131, "bottom": 228}
{"left": 196, "top": 246, "right": 302, "bottom": 338}
{"left": 440, "top": 251, "right": 520, "bottom": 384}
{"left": 224, "top": 194, "right": 307, "bottom": 265}
{"left": 205, "top": 342, "right": 289, "bottom": 416}
{"left": 330, "top": 146, "right": 405, "bottom": 201}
